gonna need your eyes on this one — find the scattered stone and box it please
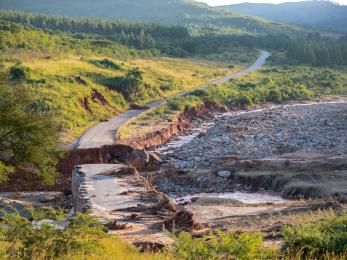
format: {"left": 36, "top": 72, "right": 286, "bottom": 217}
{"left": 217, "top": 170, "right": 232, "bottom": 178}
{"left": 125, "top": 149, "right": 150, "bottom": 169}
{"left": 105, "top": 220, "right": 129, "bottom": 230}
{"left": 133, "top": 241, "right": 165, "bottom": 253}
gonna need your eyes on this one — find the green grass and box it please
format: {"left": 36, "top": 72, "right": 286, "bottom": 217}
{"left": 0, "top": 44, "right": 247, "bottom": 143}
{"left": 282, "top": 212, "right": 347, "bottom": 258}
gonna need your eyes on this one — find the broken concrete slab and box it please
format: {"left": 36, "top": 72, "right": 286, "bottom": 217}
{"left": 72, "top": 164, "right": 175, "bottom": 245}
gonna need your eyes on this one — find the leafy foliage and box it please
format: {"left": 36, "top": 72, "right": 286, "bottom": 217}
{"left": 0, "top": 80, "right": 59, "bottom": 184}
{"left": 110, "top": 68, "right": 160, "bottom": 103}
{"left": 0, "top": 208, "right": 161, "bottom": 260}
{"left": 282, "top": 213, "right": 347, "bottom": 258}
{"left": 89, "top": 58, "right": 124, "bottom": 71}
{"left": 174, "top": 230, "right": 276, "bottom": 259}
{"left": 9, "top": 63, "right": 31, "bottom": 81}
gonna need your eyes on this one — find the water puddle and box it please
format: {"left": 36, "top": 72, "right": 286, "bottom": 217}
{"left": 171, "top": 191, "right": 287, "bottom": 205}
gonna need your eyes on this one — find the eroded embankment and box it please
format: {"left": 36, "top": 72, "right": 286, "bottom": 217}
{"left": 0, "top": 143, "right": 160, "bottom": 192}
{"left": 118, "top": 102, "right": 228, "bottom": 149}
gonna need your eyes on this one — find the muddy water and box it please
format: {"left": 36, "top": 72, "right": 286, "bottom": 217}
{"left": 171, "top": 191, "right": 287, "bottom": 205}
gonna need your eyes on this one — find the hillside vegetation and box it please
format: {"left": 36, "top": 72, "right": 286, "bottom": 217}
{"left": 0, "top": 20, "right": 249, "bottom": 143}
{"left": 0, "top": 0, "right": 311, "bottom": 36}
{"left": 220, "top": 1, "right": 347, "bottom": 33}
{"left": 1, "top": 208, "right": 347, "bottom": 259}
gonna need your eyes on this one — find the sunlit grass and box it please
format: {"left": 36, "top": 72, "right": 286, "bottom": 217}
{"left": 1, "top": 51, "right": 244, "bottom": 143}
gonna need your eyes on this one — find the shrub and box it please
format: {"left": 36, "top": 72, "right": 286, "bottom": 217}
{"left": 266, "top": 88, "right": 282, "bottom": 103}
{"left": 282, "top": 213, "right": 347, "bottom": 258}
{"left": 0, "top": 208, "right": 104, "bottom": 259}
{"left": 236, "top": 94, "right": 253, "bottom": 108}
{"left": 9, "top": 64, "right": 31, "bottom": 81}
{"left": 174, "top": 230, "right": 277, "bottom": 259}
{"left": 0, "top": 162, "right": 14, "bottom": 183}
{"left": 90, "top": 58, "right": 124, "bottom": 70}
{"left": 168, "top": 98, "right": 184, "bottom": 111}
{"left": 187, "top": 89, "right": 208, "bottom": 97}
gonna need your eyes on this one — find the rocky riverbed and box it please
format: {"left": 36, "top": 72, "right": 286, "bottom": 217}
{"left": 163, "top": 99, "right": 347, "bottom": 170}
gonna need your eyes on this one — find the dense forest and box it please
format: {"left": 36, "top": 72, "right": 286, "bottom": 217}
{"left": 232, "top": 33, "right": 347, "bottom": 66}
{"left": 220, "top": 1, "right": 347, "bottom": 33}
{"left": 0, "top": 0, "right": 310, "bottom": 36}
{"left": 1, "top": 11, "right": 346, "bottom": 66}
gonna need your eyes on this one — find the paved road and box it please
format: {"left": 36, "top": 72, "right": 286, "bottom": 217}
{"left": 75, "top": 50, "right": 270, "bottom": 149}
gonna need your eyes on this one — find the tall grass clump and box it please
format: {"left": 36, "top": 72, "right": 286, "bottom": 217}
{"left": 282, "top": 213, "right": 347, "bottom": 258}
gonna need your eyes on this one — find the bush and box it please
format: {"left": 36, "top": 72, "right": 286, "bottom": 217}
{"left": 266, "top": 88, "right": 282, "bottom": 103}
{"left": 236, "top": 94, "right": 253, "bottom": 108}
{"left": 282, "top": 213, "right": 347, "bottom": 258}
{"left": 0, "top": 162, "right": 14, "bottom": 183}
{"left": 168, "top": 98, "right": 184, "bottom": 111}
{"left": 174, "top": 230, "right": 277, "bottom": 259}
{"left": 0, "top": 209, "right": 104, "bottom": 259}
{"left": 90, "top": 58, "right": 124, "bottom": 70}
{"left": 9, "top": 64, "right": 31, "bottom": 81}
{"left": 187, "top": 89, "right": 208, "bottom": 97}
{"left": 0, "top": 208, "right": 163, "bottom": 260}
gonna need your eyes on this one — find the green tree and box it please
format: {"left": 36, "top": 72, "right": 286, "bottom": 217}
{"left": 0, "top": 81, "right": 59, "bottom": 184}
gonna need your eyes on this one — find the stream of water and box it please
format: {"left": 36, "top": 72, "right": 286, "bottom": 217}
{"left": 171, "top": 191, "right": 287, "bottom": 205}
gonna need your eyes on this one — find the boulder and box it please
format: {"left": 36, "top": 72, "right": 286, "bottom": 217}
{"left": 125, "top": 149, "right": 150, "bottom": 169}
{"left": 217, "top": 170, "right": 232, "bottom": 178}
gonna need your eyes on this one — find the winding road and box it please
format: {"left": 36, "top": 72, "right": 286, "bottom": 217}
{"left": 75, "top": 50, "right": 270, "bottom": 149}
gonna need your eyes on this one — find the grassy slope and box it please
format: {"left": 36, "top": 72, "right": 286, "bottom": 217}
{"left": 0, "top": 21, "right": 255, "bottom": 143}
{"left": 1, "top": 54, "right": 242, "bottom": 143}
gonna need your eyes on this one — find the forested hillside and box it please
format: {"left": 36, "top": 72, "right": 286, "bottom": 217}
{"left": 220, "top": 1, "right": 347, "bottom": 33}
{"left": 0, "top": 0, "right": 310, "bottom": 36}
{"left": 1, "top": 11, "right": 346, "bottom": 67}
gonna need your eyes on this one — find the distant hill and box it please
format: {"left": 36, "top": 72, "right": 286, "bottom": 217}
{"left": 0, "top": 0, "right": 213, "bottom": 24}
{"left": 219, "top": 1, "right": 347, "bottom": 33}
{"left": 0, "top": 0, "right": 310, "bottom": 36}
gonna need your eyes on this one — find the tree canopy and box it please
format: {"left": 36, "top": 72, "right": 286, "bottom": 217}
{"left": 0, "top": 74, "right": 59, "bottom": 184}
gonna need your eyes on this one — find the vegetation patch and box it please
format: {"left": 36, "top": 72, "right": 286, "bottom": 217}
{"left": 282, "top": 213, "right": 347, "bottom": 258}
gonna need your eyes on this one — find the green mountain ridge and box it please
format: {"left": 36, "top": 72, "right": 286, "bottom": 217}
{"left": 219, "top": 1, "right": 347, "bottom": 33}
{"left": 0, "top": 0, "right": 310, "bottom": 36}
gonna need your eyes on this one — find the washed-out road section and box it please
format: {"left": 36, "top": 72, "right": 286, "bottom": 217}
{"left": 76, "top": 50, "right": 270, "bottom": 149}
